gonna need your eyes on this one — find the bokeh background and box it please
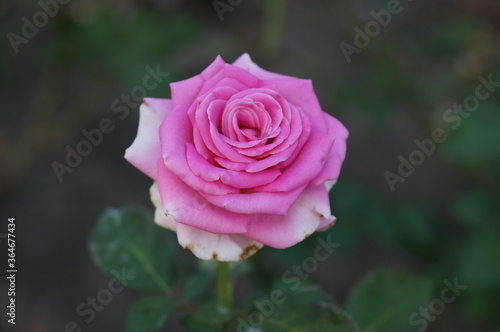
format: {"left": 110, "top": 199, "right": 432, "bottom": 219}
{"left": 1, "top": 0, "right": 500, "bottom": 331}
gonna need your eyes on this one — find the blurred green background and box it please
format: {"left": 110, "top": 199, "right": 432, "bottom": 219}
{"left": 1, "top": 0, "right": 499, "bottom": 331}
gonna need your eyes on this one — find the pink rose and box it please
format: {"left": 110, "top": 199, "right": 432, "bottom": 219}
{"left": 125, "top": 54, "right": 348, "bottom": 261}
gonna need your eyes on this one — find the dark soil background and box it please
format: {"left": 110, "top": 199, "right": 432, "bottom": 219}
{"left": 1, "top": 0, "right": 500, "bottom": 331}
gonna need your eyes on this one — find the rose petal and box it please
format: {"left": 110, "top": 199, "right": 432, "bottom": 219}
{"left": 150, "top": 181, "right": 176, "bottom": 231}
{"left": 269, "top": 78, "right": 331, "bottom": 134}
{"left": 212, "top": 107, "right": 306, "bottom": 173}
{"left": 161, "top": 104, "right": 239, "bottom": 195}
{"left": 125, "top": 98, "right": 171, "bottom": 179}
{"left": 208, "top": 110, "right": 258, "bottom": 163}
{"left": 170, "top": 56, "right": 226, "bottom": 111}
{"left": 199, "top": 62, "right": 263, "bottom": 96}
{"left": 214, "top": 140, "right": 299, "bottom": 172}
{"left": 310, "top": 113, "right": 349, "bottom": 187}
{"left": 186, "top": 143, "right": 281, "bottom": 188}
{"left": 325, "top": 180, "right": 337, "bottom": 192}
{"left": 232, "top": 101, "right": 297, "bottom": 158}
{"left": 254, "top": 129, "right": 334, "bottom": 192}
{"left": 201, "top": 184, "right": 306, "bottom": 215}
{"left": 195, "top": 98, "right": 227, "bottom": 158}
{"left": 232, "top": 53, "right": 290, "bottom": 80}
{"left": 316, "top": 215, "right": 337, "bottom": 232}
{"left": 233, "top": 54, "right": 329, "bottom": 135}
{"left": 176, "top": 223, "right": 263, "bottom": 261}
{"left": 157, "top": 159, "right": 249, "bottom": 234}
{"left": 243, "top": 184, "right": 332, "bottom": 248}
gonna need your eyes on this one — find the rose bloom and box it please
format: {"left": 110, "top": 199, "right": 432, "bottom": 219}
{"left": 125, "top": 54, "right": 347, "bottom": 261}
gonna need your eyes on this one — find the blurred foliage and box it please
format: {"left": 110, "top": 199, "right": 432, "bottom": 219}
{"left": 90, "top": 208, "right": 359, "bottom": 331}
{"left": 443, "top": 103, "right": 500, "bottom": 167}
{"left": 2, "top": 0, "right": 500, "bottom": 331}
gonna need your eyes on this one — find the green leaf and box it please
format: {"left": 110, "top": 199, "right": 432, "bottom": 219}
{"left": 241, "top": 285, "right": 359, "bottom": 332}
{"left": 255, "top": 303, "right": 358, "bottom": 332}
{"left": 181, "top": 300, "right": 235, "bottom": 332}
{"left": 345, "top": 269, "right": 433, "bottom": 332}
{"left": 182, "top": 271, "right": 214, "bottom": 302}
{"left": 125, "top": 295, "right": 177, "bottom": 332}
{"left": 89, "top": 208, "right": 177, "bottom": 291}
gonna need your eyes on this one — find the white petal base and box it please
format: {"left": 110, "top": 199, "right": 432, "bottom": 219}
{"left": 177, "top": 223, "right": 263, "bottom": 261}
{"left": 150, "top": 182, "right": 263, "bottom": 261}
{"left": 150, "top": 182, "right": 176, "bottom": 231}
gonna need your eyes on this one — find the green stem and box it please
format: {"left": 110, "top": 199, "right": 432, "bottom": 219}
{"left": 217, "top": 261, "right": 232, "bottom": 332}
